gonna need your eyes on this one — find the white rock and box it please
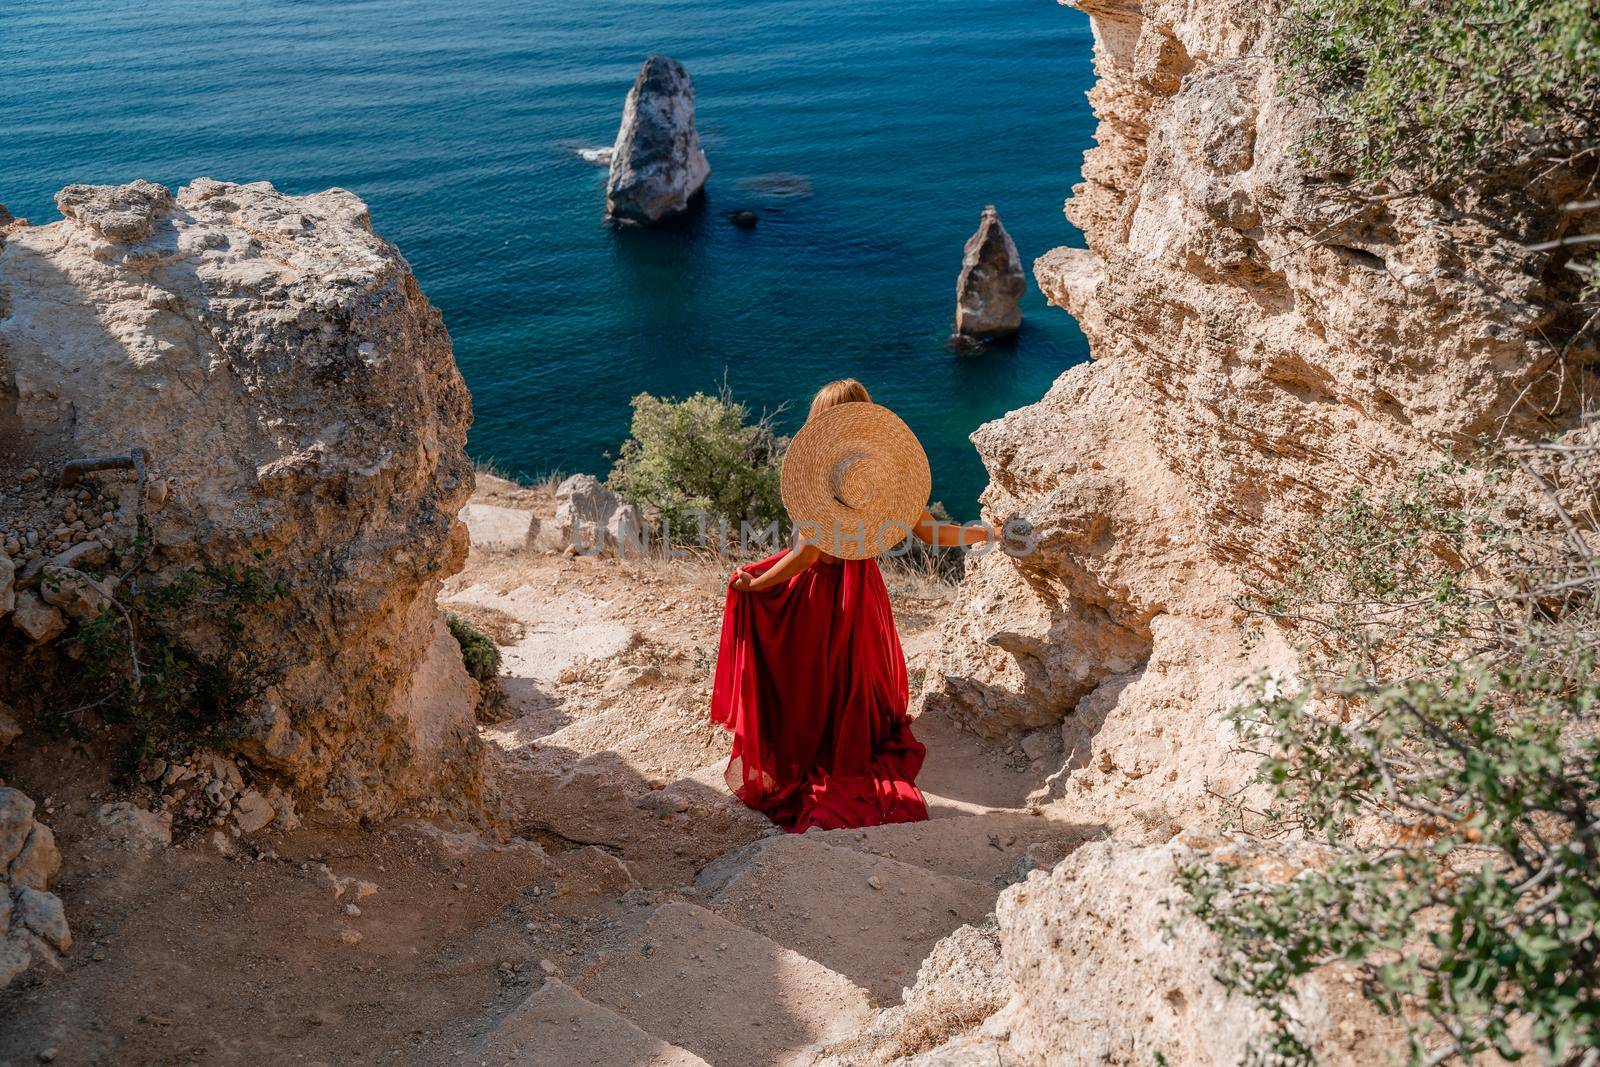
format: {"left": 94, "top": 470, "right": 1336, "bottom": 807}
{"left": 11, "top": 592, "right": 65, "bottom": 644}
{"left": 14, "top": 888, "right": 71, "bottom": 952}
{"left": 38, "top": 565, "right": 113, "bottom": 620}
{"left": 554, "top": 475, "right": 644, "bottom": 556}
{"left": 95, "top": 802, "right": 173, "bottom": 852}
{"left": 231, "top": 789, "right": 275, "bottom": 834}
{"left": 8, "top": 823, "right": 61, "bottom": 892}
{"left": 459, "top": 503, "right": 536, "bottom": 552}
{"left": 604, "top": 56, "right": 710, "bottom": 224}
{"left": 50, "top": 539, "right": 109, "bottom": 571}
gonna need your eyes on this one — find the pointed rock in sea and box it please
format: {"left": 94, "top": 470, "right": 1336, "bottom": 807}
{"left": 954, "top": 205, "right": 1025, "bottom": 341}
{"left": 605, "top": 56, "right": 711, "bottom": 224}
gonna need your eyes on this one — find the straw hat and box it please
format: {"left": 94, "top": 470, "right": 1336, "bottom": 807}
{"left": 781, "top": 402, "right": 931, "bottom": 560}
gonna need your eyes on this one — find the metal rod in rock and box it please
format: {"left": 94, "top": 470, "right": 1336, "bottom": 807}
{"left": 59, "top": 448, "right": 149, "bottom": 488}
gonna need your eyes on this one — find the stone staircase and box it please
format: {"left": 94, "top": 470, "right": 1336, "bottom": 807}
{"left": 477, "top": 689, "right": 1090, "bottom": 1067}
{"left": 446, "top": 497, "right": 1090, "bottom": 1064}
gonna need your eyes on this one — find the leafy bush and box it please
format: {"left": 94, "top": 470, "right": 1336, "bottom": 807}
{"left": 1274, "top": 0, "right": 1600, "bottom": 183}
{"left": 1182, "top": 440, "right": 1600, "bottom": 1065}
{"left": 72, "top": 553, "right": 290, "bottom": 754}
{"left": 1274, "top": 1, "right": 1600, "bottom": 360}
{"left": 607, "top": 388, "right": 787, "bottom": 543}
{"left": 445, "top": 611, "right": 501, "bottom": 685}
{"left": 446, "top": 610, "right": 506, "bottom": 720}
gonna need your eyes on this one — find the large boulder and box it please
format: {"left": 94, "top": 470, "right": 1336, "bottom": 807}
{"left": 954, "top": 205, "right": 1025, "bottom": 340}
{"left": 605, "top": 56, "right": 711, "bottom": 224}
{"left": 0, "top": 179, "right": 481, "bottom": 819}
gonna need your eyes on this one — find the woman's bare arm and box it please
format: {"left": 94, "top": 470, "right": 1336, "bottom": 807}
{"left": 733, "top": 544, "right": 822, "bottom": 592}
{"left": 911, "top": 508, "right": 995, "bottom": 548}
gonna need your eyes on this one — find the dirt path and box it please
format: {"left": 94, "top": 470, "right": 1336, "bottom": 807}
{"left": 0, "top": 480, "right": 1090, "bottom": 1066}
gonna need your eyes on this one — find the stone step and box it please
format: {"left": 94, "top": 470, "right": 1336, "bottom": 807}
{"left": 484, "top": 978, "right": 711, "bottom": 1067}
{"left": 506, "top": 752, "right": 771, "bottom": 885}
{"left": 460, "top": 502, "right": 537, "bottom": 552}
{"left": 807, "top": 811, "right": 1098, "bottom": 886}
{"left": 705, "top": 835, "right": 995, "bottom": 1004}
{"left": 575, "top": 901, "right": 871, "bottom": 1067}
{"left": 909, "top": 704, "right": 1041, "bottom": 810}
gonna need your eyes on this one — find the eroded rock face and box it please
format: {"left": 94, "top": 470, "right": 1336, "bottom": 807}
{"left": 964, "top": 837, "right": 1395, "bottom": 1066}
{"left": 605, "top": 56, "right": 711, "bottom": 224}
{"left": 0, "top": 179, "right": 480, "bottom": 819}
{"left": 922, "top": 0, "right": 1593, "bottom": 832}
{"left": 954, "top": 205, "right": 1025, "bottom": 340}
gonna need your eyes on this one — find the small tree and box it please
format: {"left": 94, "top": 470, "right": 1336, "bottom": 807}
{"left": 607, "top": 387, "right": 787, "bottom": 543}
{"left": 1182, "top": 437, "right": 1600, "bottom": 1065}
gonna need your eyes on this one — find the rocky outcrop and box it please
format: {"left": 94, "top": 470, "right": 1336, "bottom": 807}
{"left": 923, "top": 0, "right": 1593, "bottom": 828}
{"left": 954, "top": 205, "right": 1025, "bottom": 340}
{"left": 0, "top": 179, "right": 480, "bottom": 819}
{"left": 1, "top": 787, "right": 68, "bottom": 989}
{"left": 925, "top": 836, "right": 1396, "bottom": 1066}
{"left": 605, "top": 56, "right": 711, "bottom": 224}
{"left": 909, "top": 0, "right": 1595, "bottom": 1056}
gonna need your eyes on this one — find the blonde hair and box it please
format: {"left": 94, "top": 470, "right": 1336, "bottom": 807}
{"left": 808, "top": 378, "right": 872, "bottom": 421}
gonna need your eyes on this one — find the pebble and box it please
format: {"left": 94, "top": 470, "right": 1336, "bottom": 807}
{"left": 36, "top": 1049, "right": 57, "bottom": 1063}
{"left": 344, "top": 904, "right": 361, "bottom": 917}
{"left": 539, "top": 959, "right": 557, "bottom": 975}
{"left": 452, "top": 881, "right": 467, "bottom": 892}
{"left": 339, "top": 930, "right": 363, "bottom": 945}
{"left": 867, "top": 876, "right": 883, "bottom": 890}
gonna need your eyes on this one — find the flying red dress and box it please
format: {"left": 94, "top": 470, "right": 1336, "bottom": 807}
{"left": 710, "top": 551, "right": 929, "bottom": 832}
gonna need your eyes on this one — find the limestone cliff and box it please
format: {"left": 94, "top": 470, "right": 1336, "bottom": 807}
{"left": 904, "top": 0, "right": 1595, "bottom": 1059}
{"left": 0, "top": 179, "right": 480, "bottom": 820}
{"left": 923, "top": 0, "right": 1593, "bottom": 831}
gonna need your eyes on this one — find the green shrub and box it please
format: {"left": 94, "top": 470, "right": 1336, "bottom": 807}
{"left": 1182, "top": 446, "right": 1600, "bottom": 1065}
{"left": 607, "top": 388, "right": 787, "bottom": 543}
{"left": 445, "top": 612, "right": 501, "bottom": 685}
{"left": 71, "top": 553, "right": 290, "bottom": 755}
{"left": 1274, "top": 0, "right": 1600, "bottom": 184}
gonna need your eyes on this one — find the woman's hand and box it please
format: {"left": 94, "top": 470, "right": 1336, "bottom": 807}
{"left": 731, "top": 566, "right": 757, "bottom": 592}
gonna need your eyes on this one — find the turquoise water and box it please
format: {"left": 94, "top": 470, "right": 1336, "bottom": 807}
{"left": 3, "top": 0, "right": 1094, "bottom": 513}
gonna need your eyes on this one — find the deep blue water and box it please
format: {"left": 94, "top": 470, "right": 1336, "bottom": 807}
{"left": 2, "top": 0, "right": 1094, "bottom": 513}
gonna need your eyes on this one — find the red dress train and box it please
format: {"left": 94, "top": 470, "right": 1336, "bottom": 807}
{"left": 710, "top": 551, "right": 929, "bottom": 832}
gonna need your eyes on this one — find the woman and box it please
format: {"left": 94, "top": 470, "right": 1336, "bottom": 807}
{"left": 709, "top": 379, "right": 995, "bottom": 832}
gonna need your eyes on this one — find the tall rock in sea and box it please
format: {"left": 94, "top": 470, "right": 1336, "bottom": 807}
{"left": 954, "top": 205, "right": 1025, "bottom": 340}
{"left": 605, "top": 56, "right": 711, "bottom": 225}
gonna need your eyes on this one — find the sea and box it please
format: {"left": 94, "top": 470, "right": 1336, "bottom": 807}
{"left": 2, "top": 0, "right": 1096, "bottom": 514}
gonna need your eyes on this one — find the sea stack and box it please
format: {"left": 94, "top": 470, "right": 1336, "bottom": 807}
{"left": 954, "top": 205, "right": 1025, "bottom": 341}
{"left": 604, "top": 55, "right": 711, "bottom": 224}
